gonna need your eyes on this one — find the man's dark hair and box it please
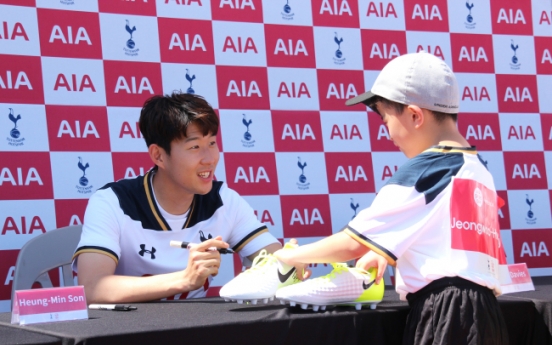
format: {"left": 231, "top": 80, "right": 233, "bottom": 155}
{"left": 139, "top": 92, "right": 218, "bottom": 155}
{"left": 365, "top": 96, "right": 457, "bottom": 123}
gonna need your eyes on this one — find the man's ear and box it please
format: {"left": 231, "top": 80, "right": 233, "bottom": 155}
{"left": 407, "top": 105, "right": 424, "bottom": 129}
{"left": 148, "top": 144, "right": 166, "bottom": 169}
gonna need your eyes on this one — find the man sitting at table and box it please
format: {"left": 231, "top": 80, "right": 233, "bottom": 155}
{"left": 72, "top": 92, "right": 282, "bottom": 303}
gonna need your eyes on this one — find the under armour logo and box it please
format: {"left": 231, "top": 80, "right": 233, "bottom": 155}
{"left": 139, "top": 244, "right": 156, "bottom": 259}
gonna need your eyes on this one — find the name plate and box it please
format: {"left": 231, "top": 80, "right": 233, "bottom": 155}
{"left": 11, "top": 286, "right": 88, "bottom": 325}
{"left": 499, "top": 263, "right": 534, "bottom": 294}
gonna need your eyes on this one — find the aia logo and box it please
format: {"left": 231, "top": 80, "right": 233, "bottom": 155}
{"left": 450, "top": 33, "right": 494, "bottom": 73}
{"left": 271, "top": 111, "right": 323, "bottom": 152}
{"left": 457, "top": 113, "right": 501, "bottom": 151}
{"left": 496, "top": 75, "right": 539, "bottom": 113}
{"left": 368, "top": 112, "right": 400, "bottom": 152}
{"left": 46, "top": 105, "right": 109, "bottom": 152}
{"left": 37, "top": 9, "right": 101, "bottom": 59}
{"left": 361, "top": 29, "right": 406, "bottom": 70}
{"left": 212, "top": 0, "right": 263, "bottom": 23}
{"left": 224, "top": 152, "right": 279, "bottom": 196}
{"left": 280, "top": 195, "right": 332, "bottom": 238}
{"left": 503, "top": 152, "right": 547, "bottom": 190}
{"left": 414, "top": 42, "right": 447, "bottom": 61}
{"left": 216, "top": 66, "right": 269, "bottom": 109}
{"left": 0, "top": 55, "right": 44, "bottom": 104}
{"left": 0, "top": 152, "right": 53, "bottom": 200}
{"left": 2, "top": 216, "right": 46, "bottom": 236}
{"left": 404, "top": 0, "right": 449, "bottom": 32}
{"left": 491, "top": 1, "right": 532, "bottom": 35}
{"left": 264, "top": 24, "right": 315, "bottom": 68}
{"left": 254, "top": 209, "right": 275, "bottom": 226}
{"left": 268, "top": 68, "right": 318, "bottom": 110}
{"left": 213, "top": 21, "right": 266, "bottom": 67}
{"left": 500, "top": 114, "right": 542, "bottom": 152}
{"left": 541, "top": 114, "right": 552, "bottom": 151}
{"left": 325, "top": 152, "right": 375, "bottom": 194}
{"left": 512, "top": 230, "right": 552, "bottom": 268}
{"left": 55, "top": 199, "right": 87, "bottom": 228}
{"left": 111, "top": 152, "right": 152, "bottom": 181}
{"left": 0, "top": 19, "right": 29, "bottom": 41}
{"left": 537, "top": 7, "right": 552, "bottom": 28}
{"left": 104, "top": 61, "right": 162, "bottom": 107}
{"left": 535, "top": 37, "right": 552, "bottom": 75}
{"left": 158, "top": 18, "right": 214, "bottom": 64}
{"left": 317, "top": 70, "right": 364, "bottom": 111}
{"left": 365, "top": 1, "right": 400, "bottom": 19}
{"left": 312, "top": 0, "right": 359, "bottom": 28}
{"left": 6, "top": 107, "right": 25, "bottom": 147}
{"left": 497, "top": 191, "right": 510, "bottom": 230}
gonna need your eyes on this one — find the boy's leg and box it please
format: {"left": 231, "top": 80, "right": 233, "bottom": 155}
{"left": 403, "top": 277, "right": 509, "bottom": 345}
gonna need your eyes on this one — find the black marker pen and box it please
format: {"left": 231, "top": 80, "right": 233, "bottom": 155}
{"left": 170, "top": 241, "right": 234, "bottom": 254}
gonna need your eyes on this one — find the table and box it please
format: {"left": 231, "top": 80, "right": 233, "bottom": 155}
{"left": 1, "top": 279, "right": 551, "bottom": 345}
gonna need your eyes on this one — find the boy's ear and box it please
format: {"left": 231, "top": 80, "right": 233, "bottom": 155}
{"left": 406, "top": 105, "right": 424, "bottom": 129}
{"left": 148, "top": 144, "right": 166, "bottom": 169}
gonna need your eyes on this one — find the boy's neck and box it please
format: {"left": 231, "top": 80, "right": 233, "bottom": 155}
{"left": 424, "top": 117, "right": 470, "bottom": 149}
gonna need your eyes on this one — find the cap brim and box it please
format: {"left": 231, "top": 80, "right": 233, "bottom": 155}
{"left": 345, "top": 91, "right": 377, "bottom": 106}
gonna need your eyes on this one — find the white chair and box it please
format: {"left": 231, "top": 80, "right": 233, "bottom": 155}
{"left": 11, "top": 225, "right": 82, "bottom": 309}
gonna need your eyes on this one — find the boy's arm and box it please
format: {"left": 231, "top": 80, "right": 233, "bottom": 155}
{"left": 274, "top": 232, "right": 369, "bottom": 267}
{"left": 77, "top": 236, "right": 228, "bottom": 304}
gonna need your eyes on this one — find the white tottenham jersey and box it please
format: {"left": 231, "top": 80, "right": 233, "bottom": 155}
{"left": 73, "top": 169, "right": 278, "bottom": 299}
{"left": 345, "top": 146, "right": 506, "bottom": 300}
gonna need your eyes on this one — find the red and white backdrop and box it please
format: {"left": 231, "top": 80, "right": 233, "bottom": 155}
{"left": 1, "top": 0, "right": 552, "bottom": 310}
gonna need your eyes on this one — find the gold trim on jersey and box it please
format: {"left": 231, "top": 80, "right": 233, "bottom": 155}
{"left": 143, "top": 170, "right": 169, "bottom": 231}
{"left": 424, "top": 146, "right": 477, "bottom": 155}
{"left": 344, "top": 227, "right": 397, "bottom": 267}
{"left": 72, "top": 248, "right": 119, "bottom": 265}
{"left": 232, "top": 226, "right": 269, "bottom": 253}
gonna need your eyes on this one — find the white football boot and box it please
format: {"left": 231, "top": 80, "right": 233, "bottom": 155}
{"left": 219, "top": 243, "right": 301, "bottom": 305}
{"left": 276, "top": 263, "right": 384, "bottom": 311}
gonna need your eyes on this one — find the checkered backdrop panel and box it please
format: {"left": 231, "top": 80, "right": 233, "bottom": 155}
{"left": 1, "top": 0, "right": 551, "bottom": 311}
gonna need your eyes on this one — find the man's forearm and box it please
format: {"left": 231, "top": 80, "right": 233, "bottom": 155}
{"left": 81, "top": 271, "right": 193, "bottom": 304}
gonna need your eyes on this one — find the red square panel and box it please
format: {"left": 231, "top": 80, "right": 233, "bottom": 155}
{"left": 404, "top": 0, "right": 449, "bottom": 32}
{"left": 280, "top": 194, "right": 332, "bottom": 238}
{"left": 490, "top": 0, "right": 533, "bottom": 35}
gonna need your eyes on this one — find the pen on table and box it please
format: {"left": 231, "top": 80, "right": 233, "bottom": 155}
{"left": 170, "top": 240, "right": 234, "bottom": 254}
{"left": 89, "top": 304, "right": 137, "bottom": 311}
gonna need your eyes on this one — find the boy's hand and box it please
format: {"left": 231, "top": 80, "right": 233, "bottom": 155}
{"left": 355, "top": 250, "right": 388, "bottom": 285}
{"left": 274, "top": 239, "right": 312, "bottom": 281}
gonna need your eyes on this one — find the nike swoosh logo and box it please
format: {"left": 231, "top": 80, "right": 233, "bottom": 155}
{"left": 278, "top": 267, "right": 296, "bottom": 283}
{"left": 362, "top": 280, "right": 375, "bottom": 290}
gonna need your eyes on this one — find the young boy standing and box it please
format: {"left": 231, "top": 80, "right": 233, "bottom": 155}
{"left": 274, "top": 51, "right": 509, "bottom": 345}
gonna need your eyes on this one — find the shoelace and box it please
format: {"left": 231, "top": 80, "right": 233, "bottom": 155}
{"left": 243, "top": 249, "right": 277, "bottom": 275}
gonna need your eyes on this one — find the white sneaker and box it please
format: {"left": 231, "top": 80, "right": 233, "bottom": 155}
{"left": 219, "top": 244, "right": 300, "bottom": 304}
{"left": 275, "top": 263, "right": 384, "bottom": 311}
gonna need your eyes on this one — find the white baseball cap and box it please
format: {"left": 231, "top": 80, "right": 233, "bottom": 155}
{"left": 346, "top": 51, "right": 459, "bottom": 114}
